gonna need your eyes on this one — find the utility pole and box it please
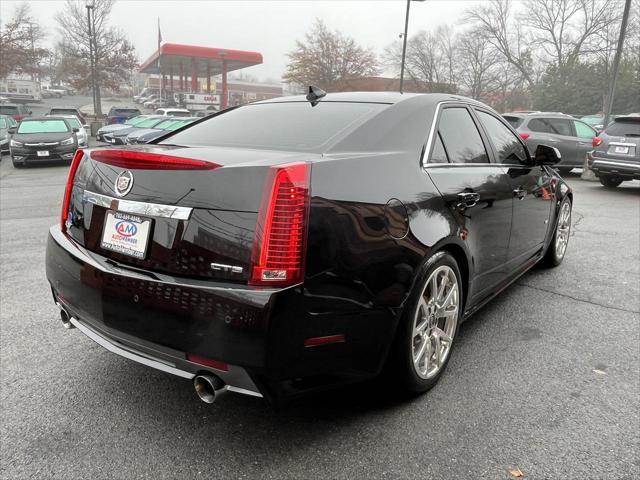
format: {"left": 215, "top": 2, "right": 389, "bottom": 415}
{"left": 603, "top": 0, "right": 631, "bottom": 128}
{"left": 399, "top": 0, "right": 426, "bottom": 93}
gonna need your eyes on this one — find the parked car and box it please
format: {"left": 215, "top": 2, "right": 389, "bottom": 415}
{"left": 95, "top": 115, "right": 153, "bottom": 142}
{"left": 142, "top": 95, "right": 159, "bottom": 108}
{"left": 47, "top": 92, "right": 573, "bottom": 405}
{"left": 589, "top": 114, "right": 640, "bottom": 187}
{"left": 50, "top": 115, "right": 89, "bottom": 147}
{"left": 154, "top": 108, "right": 191, "bottom": 117}
{"left": 503, "top": 112, "right": 598, "bottom": 174}
{"left": 125, "top": 117, "right": 197, "bottom": 144}
{"left": 0, "top": 103, "right": 32, "bottom": 121}
{"left": 101, "top": 116, "right": 166, "bottom": 145}
{"left": 9, "top": 116, "right": 79, "bottom": 167}
{"left": 194, "top": 110, "right": 215, "bottom": 118}
{"left": 106, "top": 106, "right": 142, "bottom": 125}
{"left": 0, "top": 114, "right": 18, "bottom": 153}
{"left": 48, "top": 107, "right": 86, "bottom": 125}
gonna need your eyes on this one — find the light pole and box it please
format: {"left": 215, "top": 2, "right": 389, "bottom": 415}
{"left": 603, "top": 0, "right": 632, "bottom": 128}
{"left": 86, "top": 1, "right": 100, "bottom": 116}
{"left": 399, "top": 0, "right": 426, "bottom": 93}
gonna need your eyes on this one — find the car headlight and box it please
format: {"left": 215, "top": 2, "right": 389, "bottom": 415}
{"left": 10, "top": 138, "right": 23, "bottom": 147}
{"left": 61, "top": 137, "right": 75, "bottom": 146}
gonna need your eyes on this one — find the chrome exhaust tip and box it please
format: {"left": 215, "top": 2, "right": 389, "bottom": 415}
{"left": 193, "top": 374, "right": 226, "bottom": 404}
{"left": 56, "top": 302, "right": 75, "bottom": 329}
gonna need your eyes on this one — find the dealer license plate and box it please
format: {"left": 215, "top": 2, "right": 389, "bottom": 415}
{"left": 37, "top": 150, "right": 49, "bottom": 157}
{"left": 100, "top": 211, "right": 152, "bottom": 259}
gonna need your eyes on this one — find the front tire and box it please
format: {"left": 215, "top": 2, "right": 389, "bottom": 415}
{"left": 599, "top": 175, "right": 622, "bottom": 188}
{"left": 541, "top": 197, "right": 572, "bottom": 267}
{"left": 391, "top": 252, "right": 463, "bottom": 393}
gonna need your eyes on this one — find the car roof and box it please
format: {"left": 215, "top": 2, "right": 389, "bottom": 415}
{"left": 23, "top": 116, "right": 69, "bottom": 121}
{"left": 49, "top": 106, "right": 80, "bottom": 111}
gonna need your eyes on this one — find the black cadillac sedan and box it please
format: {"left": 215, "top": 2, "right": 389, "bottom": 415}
{"left": 46, "top": 92, "right": 572, "bottom": 405}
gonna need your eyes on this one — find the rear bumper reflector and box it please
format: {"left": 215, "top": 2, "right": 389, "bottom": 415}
{"left": 304, "top": 334, "right": 346, "bottom": 347}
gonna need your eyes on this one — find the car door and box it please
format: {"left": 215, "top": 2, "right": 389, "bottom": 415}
{"left": 424, "top": 104, "right": 513, "bottom": 301}
{"left": 573, "top": 119, "right": 597, "bottom": 165}
{"left": 475, "top": 109, "right": 554, "bottom": 266}
{"left": 527, "top": 117, "right": 576, "bottom": 166}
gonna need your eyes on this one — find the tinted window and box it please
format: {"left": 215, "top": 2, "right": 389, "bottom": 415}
{"left": 437, "top": 108, "right": 488, "bottom": 164}
{"left": 574, "top": 120, "right": 596, "bottom": 139}
{"left": 503, "top": 116, "right": 524, "bottom": 129}
{"left": 528, "top": 117, "right": 572, "bottom": 136}
{"left": 477, "top": 111, "right": 527, "bottom": 164}
{"left": 50, "top": 109, "right": 78, "bottom": 116}
{"left": 18, "top": 120, "right": 69, "bottom": 134}
{"left": 605, "top": 119, "right": 640, "bottom": 137}
{"left": 163, "top": 102, "right": 387, "bottom": 152}
{"left": 0, "top": 106, "right": 18, "bottom": 114}
{"left": 430, "top": 133, "right": 448, "bottom": 163}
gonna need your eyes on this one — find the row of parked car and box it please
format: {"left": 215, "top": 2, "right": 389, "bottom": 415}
{"left": 96, "top": 115, "right": 197, "bottom": 145}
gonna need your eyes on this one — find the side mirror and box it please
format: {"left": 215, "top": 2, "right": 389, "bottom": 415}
{"left": 534, "top": 144, "right": 561, "bottom": 165}
{"left": 8, "top": 127, "right": 17, "bottom": 135}
{"left": 72, "top": 127, "right": 80, "bottom": 133}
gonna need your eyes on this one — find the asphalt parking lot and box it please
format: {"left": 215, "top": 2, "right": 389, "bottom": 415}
{"left": 0, "top": 150, "right": 638, "bottom": 478}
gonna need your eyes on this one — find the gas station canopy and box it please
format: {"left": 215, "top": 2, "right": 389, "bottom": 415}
{"left": 139, "top": 43, "right": 263, "bottom": 77}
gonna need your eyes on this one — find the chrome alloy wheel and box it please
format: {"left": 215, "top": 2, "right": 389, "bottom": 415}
{"left": 555, "top": 201, "right": 571, "bottom": 260}
{"left": 411, "top": 265, "right": 459, "bottom": 379}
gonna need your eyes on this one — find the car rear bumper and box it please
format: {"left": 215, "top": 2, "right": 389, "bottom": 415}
{"left": 45, "top": 226, "right": 389, "bottom": 401}
{"left": 590, "top": 156, "right": 640, "bottom": 180}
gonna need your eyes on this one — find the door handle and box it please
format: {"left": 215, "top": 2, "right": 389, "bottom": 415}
{"left": 513, "top": 187, "right": 527, "bottom": 199}
{"left": 457, "top": 192, "right": 480, "bottom": 209}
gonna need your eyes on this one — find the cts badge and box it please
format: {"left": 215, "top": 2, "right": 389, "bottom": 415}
{"left": 115, "top": 170, "right": 134, "bottom": 197}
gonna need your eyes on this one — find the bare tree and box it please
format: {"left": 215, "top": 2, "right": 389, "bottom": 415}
{"left": 466, "top": 0, "right": 536, "bottom": 88}
{"left": 55, "top": 0, "right": 137, "bottom": 114}
{"left": 283, "top": 19, "right": 378, "bottom": 89}
{"left": 0, "top": 3, "right": 49, "bottom": 80}
{"left": 456, "top": 28, "right": 502, "bottom": 101}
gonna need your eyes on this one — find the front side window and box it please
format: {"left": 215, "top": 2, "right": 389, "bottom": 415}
{"left": 437, "top": 107, "right": 488, "bottom": 164}
{"left": 17, "top": 120, "right": 70, "bottom": 134}
{"left": 477, "top": 111, "right": 528, "bottom": 165}
{"left": 573, "top": 120, "right": 596, "bottom": 139}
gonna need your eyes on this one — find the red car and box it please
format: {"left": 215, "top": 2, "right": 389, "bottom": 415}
{"left": 0, "top": 103, "right": 32, "bottom": 121}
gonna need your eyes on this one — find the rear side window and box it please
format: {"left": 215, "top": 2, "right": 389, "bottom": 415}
{"left": 503, "top": 116, "right": 524, "bottom": 129}
{"left": 477, "top": 111, "right": 527, "bottom": 164}
{"left": 605, "top": 119, "right": 640, "bottom": 137}
{"left": 430, "top": 133, "right": 448, "bottom": 163}
{"left": 437, "top": 107, "right": 488, "bottom": 164}
{"left": 573, "top": 120, "right": 596, "bottom": 139}
{"left": 162, "top": 102, "right": 387, "bottom": 152}
{"left": 528, "top": 117, "right": 572, "bottom": 136}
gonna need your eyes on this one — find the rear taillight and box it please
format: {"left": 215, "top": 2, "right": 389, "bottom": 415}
{"left": 250, "top": 162, "right": 310, "bottom": 287}
{"left": 61, "top": 149, "right": 85, "bottom": 233}
{"left": 592, "top": 136, "right": 603, "bottom": 147}
{"left": 519, "top": 132, "right": 530, "bottom": 140}
{"left": 90, "top": 149, "right": 220, "bottom": 170}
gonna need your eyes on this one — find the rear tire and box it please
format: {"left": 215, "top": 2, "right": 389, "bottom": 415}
{"left": 541, "top": 197, "right": 572, "bottom": 267}
{"left": 389, "top": 252, "right": 463, "bottom": 393}
{"left": 599, "top": 175, "right": 622, "bottom": 188}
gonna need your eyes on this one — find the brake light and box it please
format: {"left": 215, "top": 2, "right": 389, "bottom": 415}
{"left": 90, "top": 149, "right": 220, "bottom": 170}
{"left": 592, "top": 136, "right": 603, "bottom": 147}
{"left": 519, "top": 132, "right": 530, "bottom": 140}
{"left": 250, "top": 162, "right": 310, "bottom": 287}
{"left": 186, "top": 354, "right": 228, "bottom": 372}
{"left": 61, "top": 149, "right": 85, "bottom": 233}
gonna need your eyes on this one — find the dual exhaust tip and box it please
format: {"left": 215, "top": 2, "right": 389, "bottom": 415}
{"left": 58, "top": 301, "right": 226, "bottom": 405}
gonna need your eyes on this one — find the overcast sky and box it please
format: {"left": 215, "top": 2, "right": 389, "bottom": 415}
{"left": 2, "top": 0, "right": 485, "bottom": 82}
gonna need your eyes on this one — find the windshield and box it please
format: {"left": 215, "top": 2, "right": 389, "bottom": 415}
{"left": 154, "top": 119, "right": 177, "bottom": 129}
{"left": 124, "top": 116, "right": 147, "bottom": 125}
{"left": 17, "top": 120, "right": 69, "bottom": 134}
{"left": 113, "top": 109, "right": 140, "bottom": 115}
{"left": 161, "top": 102, "right": 387, "bottom": 152}
{"left": 0, "top": 118, "right": 6, "bottom": 129}
{"left": 136, "top": 117, "right": 165, "bottom": 128}
{"left": 167, "top": 119, "right": 195, "bottom": 131}
{"left": 605, "top": 119, "right": 640, "bottom": 137}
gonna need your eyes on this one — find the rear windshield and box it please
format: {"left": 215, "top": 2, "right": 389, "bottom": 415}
{"left": 50, "top": 109, "right": 78, "bottom": 115}
{"left": 165, "top": 110, "right": 189, "bottom": 116}
{"left": 17, "top": 120, "right": 69, "bottom": 134}
{"left": 605, "top": 119, "right": 640, "bottom": 137}
{"left": 111, "top": 108, "right": 140, "bottom": 115}
{"left": 503, "top": 116, "right": 523, "bottom": 129}
{"left": 0, "top": 106, "right": 18, "bottom": 114}
{"left": 162, "top": 102, "right": 387, "bottom": 151}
